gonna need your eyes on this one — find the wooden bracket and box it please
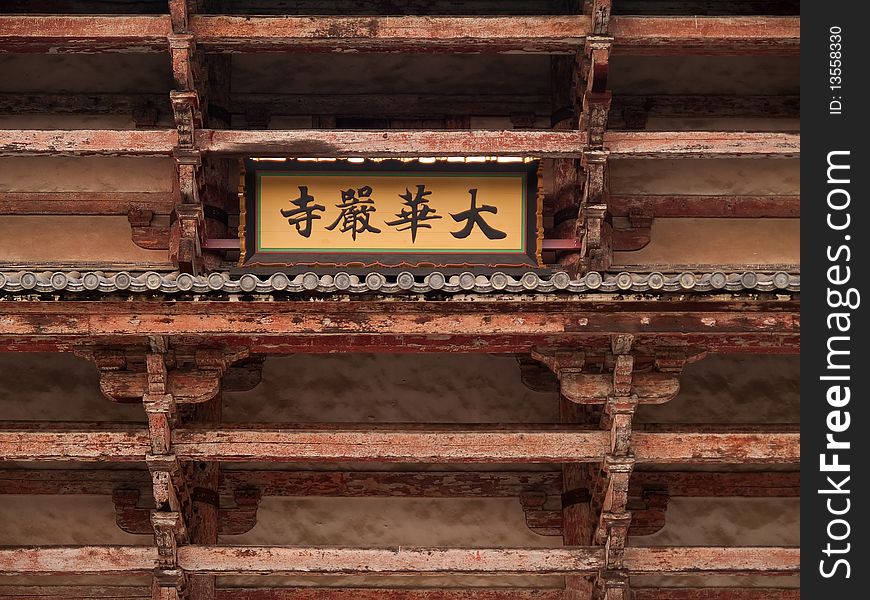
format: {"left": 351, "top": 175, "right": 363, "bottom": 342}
{"left": 112, "top": 487, "right": 261, "bottom": 537}
{"left": 129, "top": 207, "right": 170, "bottom": 250}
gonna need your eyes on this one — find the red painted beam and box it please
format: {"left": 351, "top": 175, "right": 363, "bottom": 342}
{"left": 191, "top": 15, "right": 589, "bottom": 53}
{"left": 609, "top": 16, "right": 799, "bottom": 55}
{"left": 0, "top": 129, "right": 176, "bottom": 157}
{"left": 0, "top": 129, "right": 799, "bottom": 158}
{"left": 0, "top": 192, "right": 174, "bottom": 216}
{"left": 0, "top": 425, "right": 798, "bottom": 464}
{"left": 633, "top": 589, "right": 799, "bottom": 600}
{"left": 608, "top": 195, "right": 800, "bottom": 219}
{"left": 0, "top": 15, "right": 797, "bottom": 55}
{"left": 0, "top": 16, "right": 170, "bottom": 52}
{"left": 216, "top": 591, "right": 563, "bottom": 600}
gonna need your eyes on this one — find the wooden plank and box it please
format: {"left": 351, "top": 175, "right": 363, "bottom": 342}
{"left": 0, "top": 130, "right": 176, "bottom": 157}
{"left": 0, "top": 15, "right": 798, "bottom": 55}
{"left": 0, "top": 192, "right": 173, "bottom": 215}
{"left": 197, "top": 129, "right": 798, "bottom": 158}
{"left": 0, "top": 585, "right": 149, "bottom": 599}
{"left": 190, "top": 15, "right": 589, "bottom": 53}
{"left": 0, "top": 16, "right": 170, "bottom": 53}
{"left": 0, "top": 469, "right": 800, "bottom": 498}
{"left": 632, "top": 432, "right": 799, "bottom": 464}
{"left": 0, "top": 545, "right": 799, "bottom": 576}
{"left": 610, "top": 95, "right": 800, "bottom": 121}
{"left": 180, "top": 546, "right": 797, "bottom": 575}
{"left": 232, "top": 93, "right": 551, "bottom": 117}
{"left": 0, "top": 586, "right": 799, "bottom": 600}
{"left": 0, "top": 299, "right": 801, "bottom": 354}
{"left": 197, "top": 129, "right": 585, "bottom": 157}
{"left": 608, "top": 195, "right": 800, "bottom": 219}
{"left": 0, "top": 425, "right": 797, "bottom": 464}
{"left": 0, "top": 93, "right": 169, "bottom": 116}
{"left": 0, "top": 93, "right": 798, "bottom": 121}
{"left": 609, "top": 16, "right": 799, "bottom": 55}
{"left": 633, "top": 588, "right": 799, "bottom": 600}
{"left": 623, "top": 546, "right": 799, "bottom": 575}
{"left": 216, "top": 591, "right": 563, "bottom": 600}
{"left": 181, "top": 546, "right": 594, "bottom": 574}
{"left": 605, "top": 131, "right": 799, "bottom": 158}
{"left": 173, "top": 427, "right": 611, "bottom": 463}
{"left": 0, "top": 428, "right": 149, "bottom": 462}
{"left": 0, "top": 129, "right": 798, "bottom": 158}
{"left": 0, "top": 546, "right": 156, "bottom": 575}
{"left": 630, "top": 471, "right": 800, "bottom": 497}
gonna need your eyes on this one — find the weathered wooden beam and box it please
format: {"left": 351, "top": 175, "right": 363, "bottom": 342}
{"left": 0, "top": 192, "right": 174, "bottom": 216}
{"left": 0, "top": 585, "right": 149, "bottom": 599}
{"left": 196, "top": 129, "right": 799, "bottom": 158}
{"left": 623, "top": 546, "right": 798, "bottom": 575}
{"left": 604, "top": 131, "right": 799, "bottom": 158}
{"left": 197, "top": 129, "right": 585, "bottom": 157}
{"left": 630, "top": 471, "right": 800, "bottom": 497}
{"left": 608, "top": 16, "right": 799, "bottom": 55}
{"left": 632, "top": 589, "right": 800, "bottom": 600}
{"left": 608, "top": 195, "right": 800, "bottom": 219}
{"left": 190, "top": 15, "right": 589, "bottom": 53}
{"left": 0, "top": 586, "right": 801, "bottom": 600}
{"left": 0, "top": 16, "right": 171, "bottom": 52}
{"left": 178, "top": 546, "right": 798, "bottom": 575}
{"left": 0, "top": 427, "right": 149, "bottom": 461}
{"left": 0, "top": 425, "right": 798, "bottom": 464}
{"left": 0, "top": 299, "right": 801, "bottom": 354}
{"left": 0, "top": 129, "right": 799, "bottom": 158}
{"left": 0, "top": 15, "right": 798, "bottom": 55}
{"left": 215, "top": 591, "right": 563, "bottom": 600}
{"left": 0, "top": 546, "right": 157, "bottom": 575}
{"left": 0, "top": 545, "right": 798, "bottom": 576}
{"left": 0, "top": 93, "right": 169, "bottom": 116}
{"left": 232, "top": 93, "right": 551, "bottom": 118}
{"left": 610, "top": 95, "right": 800, "bottom": 128}
{"left": 0, "top": 468, "right": 799, "bottom": 499}
{"left": 0, "top": 93, "right": 799, "bottom": 121}
{"left": 0, "top": 130, "right": 176, "bottom": 157}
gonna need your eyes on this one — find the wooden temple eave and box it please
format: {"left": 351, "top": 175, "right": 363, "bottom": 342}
{"left": 0, "top": 15, "right": 798, "bottom": 55}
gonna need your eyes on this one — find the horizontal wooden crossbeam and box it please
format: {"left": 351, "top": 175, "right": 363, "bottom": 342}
{"left": 0, "top": 93, "right": 800, "bottom": 121}
{"left": 0, "top": 16, "right": 798, "bottom": 54}
{"left": 0, "top": 468, "right": 799, "bottom": 498}
{"left": 0, "top": 192, "right": 174, "bottom": 216}
{"left": 0, "top": 545, "right": 800, "bottom": 576}
{"left": 0, "top": 586, "right": 802, "bottom": 599}
{"left": 0, "top": 424, "right": 799, "bottom": 464}
{"left": 609, "top": 195, "right": 800, "bottom": 219}
{"left": 0, "top": 129, "right": 800, "bottom": 158}
{"left": 0, "top": 297, "right": 801, "bottom": 354}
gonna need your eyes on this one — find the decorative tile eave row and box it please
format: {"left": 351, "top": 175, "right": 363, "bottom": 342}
{"left": 0, "top": 270, "right": 799, "bottom": 295}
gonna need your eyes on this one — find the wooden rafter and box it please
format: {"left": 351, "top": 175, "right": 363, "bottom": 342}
{"left": 0, "top": 15, "right": 798, "bottom": 55}
{"left": 0, "top": 586, "right": 802, "bottom": 600}
{"left": 0, "top": 129, "right": 800, "bottom": 158}
{"left": 0, "top": 93, "right": 800, "bottom": 122}
{"left": 0, "top": 545, "right": 800, "bottom": 576}
{"left": 0, "top": 424, "right": 799, "bottom": 464}
{"left": 0, "top": 468, "right": 799, "bottom": 498}
{"left": 0, "top": 587, "right": 803, "bottom": 600}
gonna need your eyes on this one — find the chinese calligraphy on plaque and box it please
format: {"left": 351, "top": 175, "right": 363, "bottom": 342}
{"left": 241, "top": 159, "right": 541, "bottom": 268}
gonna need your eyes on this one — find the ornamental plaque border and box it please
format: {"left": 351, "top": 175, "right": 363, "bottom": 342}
{"left": 239, "top": 158, "right": 543, "bottom": 269}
